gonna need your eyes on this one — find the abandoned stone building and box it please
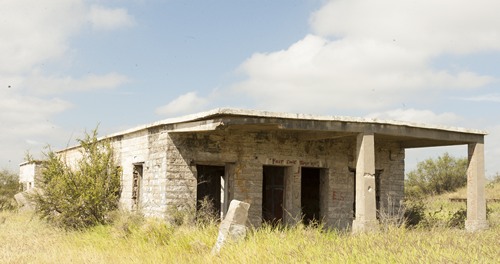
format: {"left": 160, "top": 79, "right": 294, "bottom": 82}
{"left": 19, "top": 160, "right": 43, "bottom": 192}
{"left": 19, "top": 108, "right": 489, "bottom": 232}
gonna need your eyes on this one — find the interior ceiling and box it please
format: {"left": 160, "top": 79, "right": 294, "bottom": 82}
{"left": 178, "top": 118, "right": 474, "bottom": 151}
{"left": 374, "top": 134, "right": 468, "bottom": 148}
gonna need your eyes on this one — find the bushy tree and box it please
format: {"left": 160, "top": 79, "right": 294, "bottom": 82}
{"left": 0, "top": 170, "right": 21, "bottom": 211}
{"left": 35, "top": 128, "right": 121, "bottom": 229}
{"left": 405, "top": 153, "right": 467, "bottom": 197}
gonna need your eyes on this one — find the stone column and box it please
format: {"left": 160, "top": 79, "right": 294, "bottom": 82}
{"left": 465, "top": 142, "right": 489, "bottom": 232}
{"left": 284, "top": 165, "right": 301, "bottom": 225}
{"left": 352, "top": 132, "right": 378, "bottom": 233}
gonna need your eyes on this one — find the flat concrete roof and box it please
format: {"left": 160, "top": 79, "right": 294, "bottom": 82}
{"left": 53, "top": 108, "right": 485, "bottom": 153}
{"left": 107, "top": 108, "right": 487, "bottom": 138}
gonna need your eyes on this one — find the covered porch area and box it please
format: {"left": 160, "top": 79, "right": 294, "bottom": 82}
{"left": 165, "top": 108, "right": 488, "bottom": 232}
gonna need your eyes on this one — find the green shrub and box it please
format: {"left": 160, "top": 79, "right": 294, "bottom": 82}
{"left": 403, "top": 198, "right": 426, "bottom": 227}
{"left": 0, "top": 170, "right": 21, "bottom": 211}
{"left": 411, "top": 205, "right": 470, "bottom": 229}
{"left": 447, "top": 208, "right": 466, "bottom": 228}
{"left": 34, "top": 128, "right": 121, "bottom": 229}
{"left": 487, "top": 173, "right": 500, "bottom": 188}
{"left": 402, "top": 196, "right": 468, "bottom": 229}
{"left": 406, "top": 153, "right": 467, "bottom": 196}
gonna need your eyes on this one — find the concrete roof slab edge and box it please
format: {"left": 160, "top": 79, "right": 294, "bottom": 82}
{"left": 57, "top": 108, "right": 487, "bottom": 153}
{"left": 106, "top": 108, "right": 487, "bottom": 137}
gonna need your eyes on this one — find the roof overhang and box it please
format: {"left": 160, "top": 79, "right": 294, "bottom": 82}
{"left": 85, "top": 108, "right": 487, "bottom": 150}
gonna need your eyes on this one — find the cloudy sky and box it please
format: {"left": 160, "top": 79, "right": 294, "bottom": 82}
{"left": 1, "top": 0, "right": 499, "bottom": 177}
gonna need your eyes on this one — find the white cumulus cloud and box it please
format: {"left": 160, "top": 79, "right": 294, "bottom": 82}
{"left": 231, "top": 0, "right": 499, "bottom": 114}
{"left": 311, "top": 0, "right": 500, "bottom": 55}
{"left": 457, "top": 93, "right": 500, "bottom": 103}
{"left": 88, "top": 5, "right": 136, "bottom": 31}
{"left": 0, "top": 0, "right": 135, "bottom": 170}
{"left": 0, "top": 89, "right": 72, "bottom": 169}
{"left": 0, "top": 0, "right": 86, "bottom": 73}
{"left": 156, "top": 92, "right": 209, "bottom": 117}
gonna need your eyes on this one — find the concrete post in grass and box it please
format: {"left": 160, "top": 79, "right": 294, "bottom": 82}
{"left": 465, "top": 143, "right": 489, "bottom": 232}
{"left": 212, "top": 200, "right": 250, "bottom": 254}
{"left": 352, "top": 132, "right": 379, "bottom": 233}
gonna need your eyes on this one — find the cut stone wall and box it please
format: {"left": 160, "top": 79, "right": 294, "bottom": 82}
{"left": 375, "top": 140, "right": 405, "bottom": 215}
{"left": 51, "top": 127, "right": 405, "bottom": 229}
{"left": 165, "top": 130, "right": 405, "bottom": 229}
{"left": 113, "top": 128, "right": 169, "bottom": 217}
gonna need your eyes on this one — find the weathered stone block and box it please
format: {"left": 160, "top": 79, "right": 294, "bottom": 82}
{"left": 212, "top": 200, "right": 250, "bottom": 254}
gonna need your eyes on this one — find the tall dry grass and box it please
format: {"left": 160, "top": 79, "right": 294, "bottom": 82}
{"left": 1, "top": 210, "right": 499, "bottom": 264}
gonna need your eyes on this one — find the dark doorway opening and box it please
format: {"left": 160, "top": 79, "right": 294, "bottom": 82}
{"left": 196, "top": 165, "right": 224, "bottom": 218}
{"left": 262, "top": 166, "right": 285, "bottom": 224}
{"left": 301, "top": 167, "right": 321, "bottom": 225}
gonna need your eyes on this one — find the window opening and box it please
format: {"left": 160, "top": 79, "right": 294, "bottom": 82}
{"left": 132, "top": 164, "right": 143, "bottom": 211}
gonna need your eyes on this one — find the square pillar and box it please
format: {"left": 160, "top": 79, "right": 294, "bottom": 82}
{"left": 465, "top": 142, "right": 489, "bottom": 232}
{"left": 284, "top": 165, "right": 301, "bottom": 225}
{"left": 352, "top": 132, "right": 378, "bottom": 232}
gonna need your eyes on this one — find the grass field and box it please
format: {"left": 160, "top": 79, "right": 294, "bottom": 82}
{"left": 421, "top": 180, "right": 500, "bottom": 228}
{"left": 1, "top": 183, "right": 499, "bottom": 264}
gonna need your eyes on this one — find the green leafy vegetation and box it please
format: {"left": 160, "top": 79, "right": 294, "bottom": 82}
{"left": 34, "top": 128, "right": 121, "bottom": 229}
{"left": 403, "top": 153, "right": 500, "bottom": 229}
{"left": 0, "top": 169, "right": 20, "bottom": 211}
{"left": 405, "top": 153, "right": 467, "bottom": 197}
{"left": 419, "top": 180, "right": 500, "bottom": 229}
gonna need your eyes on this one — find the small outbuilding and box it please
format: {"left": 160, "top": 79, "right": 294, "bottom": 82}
{"left": 19, "top": 108, "right": 489, "bottom": 232}
{"left": 18, "top": 160, "right": 43, "bottom": 191}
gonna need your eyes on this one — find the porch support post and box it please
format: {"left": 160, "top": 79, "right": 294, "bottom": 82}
{"left": 284, "top": 165, "right": 301, "bottom": 225}
{"left": 465, "top": 142, "right": 489, "bottom": 232}
{"left": 352, "top": 132, "right": 378, "bottom": 233}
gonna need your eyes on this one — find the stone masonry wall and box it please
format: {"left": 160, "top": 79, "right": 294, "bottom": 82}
{"left": 54, "top": 127, "right": 405, "bottom": 229}
{"left": 165, "top": 129, "right": 405, "bottom": 229}
{"left": 375, "top": 140, "right": 406, "bottom": 214}
{"left": 113, "top": 127, "right": 169, "bottom": 217}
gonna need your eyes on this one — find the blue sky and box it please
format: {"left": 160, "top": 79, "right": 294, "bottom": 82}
{"left": 1, "top": 0, "right": 499, "bottom": 177}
